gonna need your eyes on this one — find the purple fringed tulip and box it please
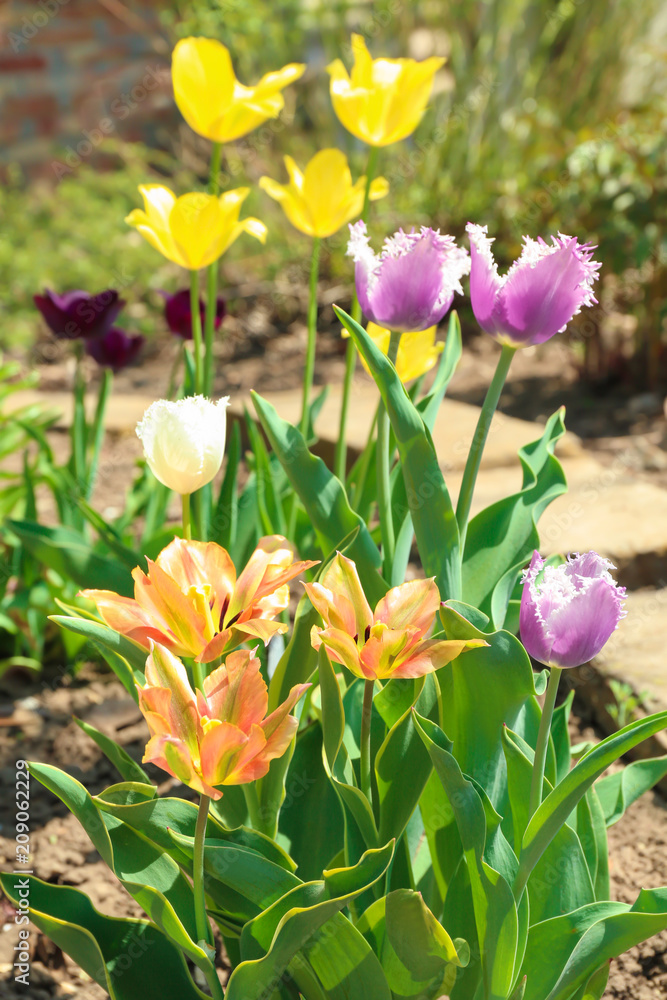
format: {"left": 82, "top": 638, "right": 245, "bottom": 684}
{"left": 346, "top": 220, "right": 469, "bottom": 332}
{"left": 520, "top": 550, "right": 626, "bottom": 669}
{"left": 85, "top": 328, "right": 144, "bottom": 371}
{"left": 161, "top": 289, "right": 226, "bottom": 341}
{"left": 34, "top": 289, "right": 124, "bottom": 340}
{"left": 466, "top": 224, "right": 601, "bottom": 347}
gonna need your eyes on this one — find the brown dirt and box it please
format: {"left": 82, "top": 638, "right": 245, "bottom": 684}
{"left": 1, "top": 671, "right": 667, "bottom": 998}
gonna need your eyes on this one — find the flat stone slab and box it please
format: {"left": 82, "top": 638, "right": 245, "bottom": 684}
{"left": 596, "top": 588, "right": 667, "bottom": 707}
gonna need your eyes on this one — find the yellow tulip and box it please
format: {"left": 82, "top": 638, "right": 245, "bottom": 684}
{"left": 259, "top": 149, "right": 389, "bottom": 239}
{"left": 327, "top": 34, "right": 445, "bottom": 147}
{"left": 172, "top": 36, "right": 305, "bottom": 143}
{"left": 343, "top": 322, "right": 443, "bottom": 383}
{"left": 125, "top": 185, "right": 267, "bottom": 270}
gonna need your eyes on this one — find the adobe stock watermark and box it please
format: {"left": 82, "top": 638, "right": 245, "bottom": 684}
{"left": 12, "top": 760, "right": 32, "bottom": 988}
{"left": 51, "top": 65, "right": 169, "bottom": 181}
{"left": 8, "top": 0, "right": 71, "bottom": 52}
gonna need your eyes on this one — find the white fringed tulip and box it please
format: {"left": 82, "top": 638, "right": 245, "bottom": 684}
{"left": 136, "top": 395, "right": 230, "bottom": 495}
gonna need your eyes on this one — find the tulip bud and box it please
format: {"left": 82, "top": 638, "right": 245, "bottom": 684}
{"left": 136, "top": 395, "right": 230, "bottom": 495}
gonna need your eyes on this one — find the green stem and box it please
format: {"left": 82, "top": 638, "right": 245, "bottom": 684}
{"left": 182, "top": 492, "right": 192, "bottom": 540}
{"left": 85, "top": 367, "right": 112, "bottom": 501}
{"left": 377, "top": 331, "right": 401, "bottom": 579}
{"left": 204, "top": 142, "right": 223, "bottom": 398}
{"left": 334, "top": 145, "right": 380, "bottom": 481}
{"left": 360, "top": 679, "right": 375, "bottom": 811}
{"left": 455, "top": 343, "right": 516, "bottom": 549}
{"left": 189, "top": 269, "right": 204, "bottom": 395}
{"left": 243, "top": 782, "right": 266, "bottom": 833}
{"left": 193, "top": 796, "right": 224, "bottom": 1000}
{"left": 299, "top": 237, "right": 321, "bottom": 437}
{"left": 71, "top": 345, "right": 86, "bottom": 493}
{"left": 193, "top": 795, "right": 213, "bottom": 945}
{"left": 528, "top": 666, "right": 562, "bottom": 820}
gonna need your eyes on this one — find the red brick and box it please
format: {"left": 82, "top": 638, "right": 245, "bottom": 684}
{"left": 3, "top": 93, "right": 58, "bottom": 120}
{"left": 0, "top": 53, "right": 47, "bottom": 72}
{"left": 32, "top": 25, "right": 98, "bottom": 45}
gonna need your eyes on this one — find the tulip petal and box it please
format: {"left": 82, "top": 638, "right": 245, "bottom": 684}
{"left": 320, "top": 552, "right": 374, "bottom": 635}
{"left": 201, "top": 650, "right": 269, "bottom": 732}
{"left": 199, "top": 720, "right": 265, "bottom": 786}
{"left": 546, "top": 576, "right": 625, "bottom": 668}
{"left": 133, "top": 561, "right": 208, "bottom": 657}
{"left": 156, "top": 538, "right": 236, "bottom": 628}
{"left": 390, "top": 637, "right": 488, "bottom": 679}
{"left": 79, "top": 588, "right": 171, "bottom": 650}
{"left": 313, "top": 626, "right": 365, "bottom": 678}
{"left": 143, "top": 642, "right": 200, "bottom": 751}
{"left": 172, "top": 37, "right": 235, "bottom": 142}
{"left": 374, "top": 577, "right": 440, "bottom": 634}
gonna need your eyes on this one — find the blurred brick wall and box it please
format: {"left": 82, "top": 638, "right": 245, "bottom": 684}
{"left": 0, "top": 0, "right": 176, "bottom": 176}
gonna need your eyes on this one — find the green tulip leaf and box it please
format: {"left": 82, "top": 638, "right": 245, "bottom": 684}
{"left": 0, "top": 874, "right": 209, "bottom": 1000}
{"left": 334, "top": 305, "right": 461, "bottom": 602}
{"left": 73, "top": 717, "right": 150, "bottom": 785}
{"left": 595, "top": 753, "right": 667, "bottom": 826}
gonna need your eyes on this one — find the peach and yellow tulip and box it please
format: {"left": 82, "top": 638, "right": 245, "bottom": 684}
{"left": 259, "top": 149, "right": 388, "bottom": 239}
{"left": 172, "top": 37, "right": 305, "bottom": 144}
{"left": 343, "top": 322, "right": 443, "bottom": 383}
{"left": 125, "top": 185, "right": 267, "bottom": 270}
{"left": 327, "top": 35, "right": 445, "bottom": 147}
{"left": 304, "top": 553, "right": 486, "bottom": 680}
{"left": 139, "top": 642, "right": 308, "bottom": 799}
{"left": 81, "top": 535, "right": 318, "bottom": 664}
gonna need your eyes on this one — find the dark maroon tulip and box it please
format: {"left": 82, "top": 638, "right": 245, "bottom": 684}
{"left": 34, "top": 289, "right": 125, "bottom": 340}
{"left": 85, "top": 328, "right": 144, "bottom": 371}
{"left": 161, "top": 289, "right": 226, "bottom": 340}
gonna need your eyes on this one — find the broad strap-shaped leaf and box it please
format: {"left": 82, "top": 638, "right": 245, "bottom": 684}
{"left": 27, "top": 762, "right": 207, "bottom": 965}
{"left": 0, "top": 874, "right": 209, "bottom": 1000}
{"left": 251, "top": 390, "right": 386, "bottom": 603}
{"left": 74, "top": 717, "right": 150, "bottom": 784}
{"left": 516, "top": 710, "right": 667, "bottom": 897}
{"left": 521, "top": 889, "right": 667, "bottom": 1000}
{"left": 571, "top": 963, "right": 609, "bottom": 1000}
{"left": 461, "top": 409, "right": 567, "bottom": 628}
{"left": 225, "top": 843, "right": 395, "bottom": 1000}
{"left": 7, "top": 518, "right": 135, "bottom": 596}
{"left": 414, "top": 713, "right": 519, "bottom": 1000}
{"left": 502, "top": 728, "right": 595, "bottom": 925}
{"left": 391, "top": 311, "right": 463, "bottom": 586}
{"left": 376, "top": 673, "right": 439, "bottom": 845}
{"left": 51, "top": 614, "right": 148, "bottom": 687}
{"left": 595, "top": 753, "right": 667, "bottom": 826}
{"left": 550, "top": 690, "right": 575, "bottom": 785}
{"left": 334, "top": 305, "right": 461, "bottom": 602}
{"left": 357, "top": 888, "right": 469, "bottom": 1000}
{"left": 439, "top": 601, "right": 542, "bottom": 816}
{"left": 278, "top": 720, "right": 345, "bottom": 882}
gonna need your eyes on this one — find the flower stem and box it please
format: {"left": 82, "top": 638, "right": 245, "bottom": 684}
{"left": 334, "top": 144, "right": 380, "bottom": 481}
{"left": 182, "top": 492, "right": 192, "bottom": 540}
{"left": 85, "top": 367, "right": 112, "bottom": 501}
{"left": 360, "top": 679, "right": 375, "bottom": 811}
{"left": 455, "top": 343, "right": 516, "bottom": 549}
{"left": 528, "top": 666, "right": 562, "bottom": 820}
{"left": 193, "top": 795, "right": 224, "bottom": 1000}
{"left": 189, "top": 269, "right": 204, "bottom": 396}
{"left": 377, "top": 331, "right": 401, "bottom": 580}
{"left": 299, "top": 237, "right": 321, "bottom": 437}
{"left": 203, "top": 141, "right": 223, "bottom": 398}
{"left": 194, "top": 795, "right": 213, "bottom": 945}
